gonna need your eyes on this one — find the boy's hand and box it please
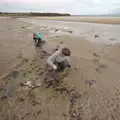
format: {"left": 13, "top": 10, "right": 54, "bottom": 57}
{"left": 53, "top": 65, "right": 57, "bottom": 71}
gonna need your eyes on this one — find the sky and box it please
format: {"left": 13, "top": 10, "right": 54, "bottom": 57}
{"left": 0, "top": 0, "right": 120, "bottom": 15}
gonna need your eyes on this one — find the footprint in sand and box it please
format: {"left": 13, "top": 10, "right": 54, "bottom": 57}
{"left": 92, "top": 53, "right": 100, "bottom": 58}
{"left": 85, "top": 80, "right": 96, "bottom": 87}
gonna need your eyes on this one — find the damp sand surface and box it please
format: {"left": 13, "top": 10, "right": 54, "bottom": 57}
{"left": 0, "top": 17, "right": 120, "bottom": 120}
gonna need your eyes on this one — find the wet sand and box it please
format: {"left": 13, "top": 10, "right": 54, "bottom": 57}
{"left": 33, "top": 16, "right": 120, "bottom": 24}
{"left": 0, "top": 17, "right": 36, "bottom": 76}
{"left": 0, "top": 17, "right": 120, "bottom": 120}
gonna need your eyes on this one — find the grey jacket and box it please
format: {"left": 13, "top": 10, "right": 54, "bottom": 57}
{"left": 47, "top": 49, "right": 70, "bottom": 69}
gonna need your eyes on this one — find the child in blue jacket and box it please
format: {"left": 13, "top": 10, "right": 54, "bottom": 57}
{"left": 33, "top": 32, "right": 45, "bottom": 47}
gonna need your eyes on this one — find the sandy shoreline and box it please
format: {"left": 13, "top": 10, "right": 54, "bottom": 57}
{"left": 0, "top": 17, "right": 120, "bottom": 120}
{"left": 31, "top": 16, "right": 120, "bottom": 24}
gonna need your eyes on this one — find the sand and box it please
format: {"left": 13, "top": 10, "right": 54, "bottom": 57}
{"left": 0, "top": 17, "right": 120, "bottom": 120}
{"left": 33, "top": 16, "right": 120, "bottom": 24}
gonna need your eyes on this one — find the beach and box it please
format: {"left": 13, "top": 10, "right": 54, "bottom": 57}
{"left": 0, "top": 16, "right": 120, "bottom": 120}
{"left": 33, "top": 16, "right": 120, "bottom": 24}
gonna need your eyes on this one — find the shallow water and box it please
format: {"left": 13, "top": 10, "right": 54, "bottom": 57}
{"left": 18, "top": 18, "right": 120, "bottom": 45}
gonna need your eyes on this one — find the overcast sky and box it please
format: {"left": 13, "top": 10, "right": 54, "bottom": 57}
{"left": 0, "top": 0, "right": 120, "bottom": 15}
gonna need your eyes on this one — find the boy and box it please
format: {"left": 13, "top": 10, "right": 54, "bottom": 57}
{"left": 33, "top": 32, "right": 45, "bottom": 47}
{"left": 47, "top": 47, "right": 71, "bottom": 72}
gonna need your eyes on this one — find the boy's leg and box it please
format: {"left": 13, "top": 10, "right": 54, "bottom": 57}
{"left": 36, "top": 38, "right": 42, "bottom": 47}
{"left": 64, "top": 59, "right": 71, "bottom": 68}
{"left": 37, "top": 39, "right": 45, "bottom": 47}
{"left": 56, "top": 62, "right": 70, "bottom": 78}
{"left": 33, "top": 38, "right": 37, "bottom": 46}
{"left": 57, "top": 62, "right": 66, "bottom": 72}
{"left": 57, "top": 60, "right": 71, "bottom": 72}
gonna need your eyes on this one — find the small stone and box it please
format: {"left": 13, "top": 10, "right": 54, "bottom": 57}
{"left": 94, "top": 34, "right": 99, "bottom": 38}
{"left": 109, "top": 38, "right": 116, "bottom": 41}
{"left": 18, "top": 97, "right": 25, "bottom": 102}
{"left": 72, "top": 112, "right": 76, "bottom": 117}
{"left": 92, "top": 53, "right": 100, "bottom": 58}
{"left": 68, "top": 30, "right": 73, "bottom": 34}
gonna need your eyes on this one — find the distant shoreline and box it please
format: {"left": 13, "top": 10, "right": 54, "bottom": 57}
{"left": 0, "top": 12, "right": 71, "bottom": 17}
{"left": 30, "top": 16, "right": 120, "bottom": 24}
{"left": 0, "top": 12, "right": 120, "bottom": 17}
{"left": 72, "top": 15, "right": 120, "bottom": 17}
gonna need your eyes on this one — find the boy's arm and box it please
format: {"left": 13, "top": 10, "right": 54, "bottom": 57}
{"left": 47, "top": 50, "right": 60, "bottom": 70}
